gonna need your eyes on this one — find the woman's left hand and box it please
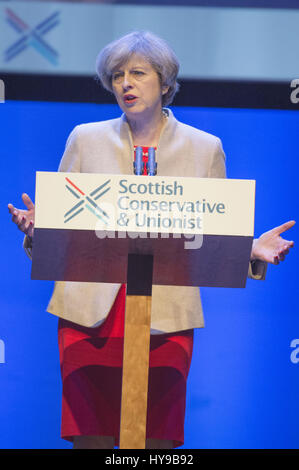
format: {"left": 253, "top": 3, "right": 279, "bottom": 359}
{"left": 251, "top": 220, "right": 295, "bottom": 265}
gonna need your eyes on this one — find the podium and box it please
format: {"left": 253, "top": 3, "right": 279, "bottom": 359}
{"left": 31, "top": 171, "right": 255, "bottom": 448}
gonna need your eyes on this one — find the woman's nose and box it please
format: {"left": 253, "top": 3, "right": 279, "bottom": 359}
{"left": 122, "top": 73, "right": 132, "bottom": 90}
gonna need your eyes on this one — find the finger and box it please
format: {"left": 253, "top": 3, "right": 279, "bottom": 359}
{"left": 11, "top": 211, "right": 22, "bottom": 224}
{"left": 273, "top": 255, "right": 279, "bottom": 265}
{"left": 274, "top": 220, "right": 296, "bottom": 235}
{"left": 19, "top": 222, "right": 31, "bottom": 235}
{"left": 277, "top": 244, "right": 290, "bottom": 255}
{"left": 22, "top": 193, "right": 35, "bottom": 211}
{"left": 17, "top": 215, "right": 26, "bottom": 229}
{"left": 28, "top": 221, "right": 34, "bottom": 238}
{"left": 280, "top": 241, "right": 294, "bottom": 251}
{"left": 278, "top": 253, "right": 285, "bottom": 262}
{"left": 8, "top": 203, "right": 18, "bottom": 215}
{"left": 17, "top": 216, "right": 29, "bottom": 233}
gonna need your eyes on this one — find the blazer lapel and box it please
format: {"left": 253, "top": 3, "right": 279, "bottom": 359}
{"left": 156, "top": 108, "right": 196, "bottom": 177}
{"left": 117, "top": 113, "right": 134, "bottom": 175}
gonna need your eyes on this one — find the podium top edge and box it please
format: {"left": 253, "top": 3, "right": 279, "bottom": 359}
{"left": 35, "top": 171, "right": 256, "bottom": 184}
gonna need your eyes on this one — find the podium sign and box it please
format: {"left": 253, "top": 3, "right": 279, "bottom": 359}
{"left": 31, "top": 172, "right": 255, "bottom": 288}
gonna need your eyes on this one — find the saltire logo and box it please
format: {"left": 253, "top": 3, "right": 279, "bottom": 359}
{"left": 64, "top": 177, "right": 111, "bottom": 225}
{"left": 4, "top": 8, "right": 60, "bottom": 65}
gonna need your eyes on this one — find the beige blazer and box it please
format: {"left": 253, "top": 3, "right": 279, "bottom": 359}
{"left": 24, "top": 108, "right": 267, "bottom": 333}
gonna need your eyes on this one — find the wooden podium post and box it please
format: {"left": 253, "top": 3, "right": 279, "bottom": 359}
{"left": 119, "top": 254, "right": 153, "bottom": 449}
{"left": 31, "top": 171, "right": 256, "bottom": 450}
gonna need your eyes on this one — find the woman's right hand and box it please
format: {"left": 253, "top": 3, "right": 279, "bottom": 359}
{"left": 8, "top": 193, "right": 35, "bottom": 238}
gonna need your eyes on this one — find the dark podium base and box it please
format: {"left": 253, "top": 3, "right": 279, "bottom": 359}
{"left": 31, "top": 229, "right": 252, "bottom": 288}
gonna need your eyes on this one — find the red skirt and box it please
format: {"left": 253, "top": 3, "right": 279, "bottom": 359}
{"left": 58, "top": 284, "right": 194, "bottom": 448}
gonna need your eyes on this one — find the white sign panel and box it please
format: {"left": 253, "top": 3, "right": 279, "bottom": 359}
{"left": 35, "top": 171, "right": 255, "bottom": 237}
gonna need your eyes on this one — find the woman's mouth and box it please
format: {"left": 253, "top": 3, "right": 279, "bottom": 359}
{"left": 124, "top": 94, "right": 138, "bottom": 104}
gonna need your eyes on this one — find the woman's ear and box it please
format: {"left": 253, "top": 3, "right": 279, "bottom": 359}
{"left": 162, "top": 85, "right": 169, "bottom": 95}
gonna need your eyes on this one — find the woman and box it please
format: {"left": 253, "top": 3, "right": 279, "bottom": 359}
{"left": 8, "top": 31, "right": 295, "bottom": 449}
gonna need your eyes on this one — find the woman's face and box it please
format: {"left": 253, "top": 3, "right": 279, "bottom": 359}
{"left": 111, "top": 54, "right": 168, "bottom": 120}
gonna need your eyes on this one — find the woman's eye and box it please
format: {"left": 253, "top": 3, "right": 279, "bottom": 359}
{"left": 112, "top": 73, "right": 122, "bottom": 81}
{"left": 133, "top": 71, "right": 144, "bottom": 76}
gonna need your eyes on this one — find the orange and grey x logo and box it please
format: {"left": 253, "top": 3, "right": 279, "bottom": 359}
{"left": 64, "top": 177, "right": 111, "bottom": 224}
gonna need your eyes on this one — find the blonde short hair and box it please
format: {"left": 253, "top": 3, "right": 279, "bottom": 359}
{"left": 96, "top": 31, "right": 180, "bottom": 106}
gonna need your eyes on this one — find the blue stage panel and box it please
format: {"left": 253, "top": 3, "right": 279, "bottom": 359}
{"left": 1, "top": 101, "right": 298, "bottom": 448}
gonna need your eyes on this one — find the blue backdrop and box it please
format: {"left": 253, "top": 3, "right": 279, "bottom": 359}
{"left": 0, "top": 100, "right": 298, "bottom": 448}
